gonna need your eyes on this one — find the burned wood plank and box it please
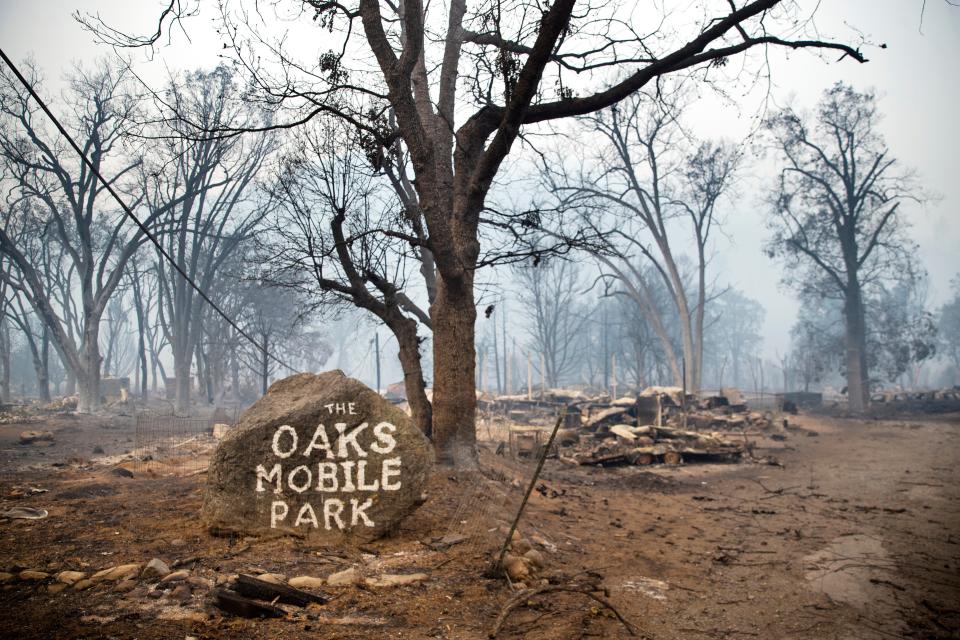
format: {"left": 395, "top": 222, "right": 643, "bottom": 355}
{"left": 212, "top": 588, "right": 286, "bottom": 618}
{"left": 235, "top": 573, "right": 329, "bottom": 606}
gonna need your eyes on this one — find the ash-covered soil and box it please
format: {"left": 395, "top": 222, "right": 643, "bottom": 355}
{"left": 0, "top": 411, "right": 957, "bottom": 639}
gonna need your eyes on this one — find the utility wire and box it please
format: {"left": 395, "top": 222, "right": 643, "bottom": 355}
{"left": 0, "top": 47, "right": 298, "bottom": 375}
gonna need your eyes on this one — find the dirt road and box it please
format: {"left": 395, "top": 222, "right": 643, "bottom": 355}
{"left": 542, "top": 413, "right": 960, "bottom": 639}
{"left": 0, "top": 411, "right": 957, "bottom": 639}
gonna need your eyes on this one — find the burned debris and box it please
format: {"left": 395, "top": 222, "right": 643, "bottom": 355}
{"left": 500, "top": 387, "right": 784, "bottom": 467}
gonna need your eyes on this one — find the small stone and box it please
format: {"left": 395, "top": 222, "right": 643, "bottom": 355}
{"left": 160, "top": 569, "right": 190, "bottom": 584}
{"left": 523, "top": 549, "right": 545, "bottom": 569}
{"left": 19, "top": 570, "right": 50, "bottom": 581}
{"left": 530, "top": 533, "right": 556, "bottom": 552}
{"left": 215, "top": 574, "right": 234, "bottom": 586}
{"left": 127, "top": 585, "right": 149, "bottom": 598}
{"left": 326, "top": 567, "right": 361, "bottom": 586}
{"left": 288, "top": 576, "right": 325, "bottom": 589}
{"left": 511, "top": 538, "right": 533, "bottom": 555}
{"left": 256, "top": 573, "right": 286, "bottom": 585}
{"left": 91, "top": 564, "right": 140, "bottom": 583}
{"left": 170, "top": 538, "right": 186, "bottom": 547}
{"left": 0, "top": 572, "right": 14, "bottom": 584}
{"left": 114, "top": 579, "right": 138, "bottom": 593}
{"left": 142, "top": 558, "right": 170, "bottom": 580}
{"left": 503, "top": 555, "right": 529, "bottom": 582}
{"left": 56, "top": 571, "right": 86, "bottom": 585}
{"left": 92, "top": 446, "right": 105, "bottom": 454}
{"left": 90, "top": 564, "right": 139, "bottom": 583}
{"left": 168, "top": 584, "right": 192, "bottom": 603}
{"left": 73, "top": 579, "right": 93, "bottom": 591}
{"left": 186, "top": 576, "right": 214, "bottom": 590}
{"left": 111, "top": 467, "right": 134, "bottom": 478}
{"left": 364, "top": 573, "right": 427, "bottom": 588}
{"left": 19, "top": 430, "right": 54, "bottom": 445}
{"left": 47, "top": 583, "right": 68, "bottom": 594}
{"left": 146, "top": 588, "right": 163, "bottom": 599}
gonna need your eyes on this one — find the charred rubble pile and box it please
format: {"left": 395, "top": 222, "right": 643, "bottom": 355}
{"left": 521, "top": 388, "right": 784, "bottom": 467}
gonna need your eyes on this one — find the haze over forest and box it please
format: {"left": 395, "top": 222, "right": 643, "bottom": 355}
{"left": 0, "top": 0, "right": 958, "bottom": 412}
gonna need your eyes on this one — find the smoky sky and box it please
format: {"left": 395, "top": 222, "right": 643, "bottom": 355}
{"left": 1, "top": 0, "right": 957, "bottom": 368}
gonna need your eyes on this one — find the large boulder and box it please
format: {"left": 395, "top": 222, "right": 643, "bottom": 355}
{"left": 202, "top": 371, "right": 433, "bottom": 542}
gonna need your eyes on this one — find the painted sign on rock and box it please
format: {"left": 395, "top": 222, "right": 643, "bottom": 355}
{"left": 202, "top": 371, "right": 433, "bottom": 541}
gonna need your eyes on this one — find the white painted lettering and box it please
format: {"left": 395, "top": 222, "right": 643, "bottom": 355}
{"left": 271, "top": 500, "right": 289, "bottom": 528}
{"left": 302, "top": 423, "right": 334, "bottom": 459}
{"left": 351, "top": 498, "right": 374, "bottom": 527}
{"left": 371, "top": 422, "right": 397, "bottom": 454}
{"left": 336, "top": 422, "right": 368, "bottom": 458}
{"left": 348, "top": 402, "right": 356, "bottom": 415}
{"left": 288, "top": 465, "right": 312, "bottom": 493}
{"left": 382, "top": 457, "right": 402, "bottom": 490}
{"left": 324, "top": 498, "right": 345, "bottom": 530}
{"left": 316, "top": 462, "right": 339, "bottom": 491}
{"left": 255, "top": 463, "right": 282, "bottom": 494}
{"left": 294, "top": 503, "right": 319, "bottom": 528}
{"left": 356, "top": 460, "right": 380, "bottom": 491}
{"left": 271, "top": 425, "right": 298, "bottom": 459}
{"left": 340, "top": 460, "right": 357, "bottom": 492}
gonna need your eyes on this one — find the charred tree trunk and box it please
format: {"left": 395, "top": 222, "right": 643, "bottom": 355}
{"left": 37, "top": 325, "right": 50, "bottom": 402}
{"left": 231, "top": 347, "right": 241, "bottom": 404}
{"left": 131, "top": 277, "right": 149, "bottom": 400}
{"left": 260, "top": 332, "right": 270, "bottom": 397}
{"left": 196, "top": 339, "right": 213, "bottom": 405}
{"left": 393, "top": 318, "right": 433, "bottom": 439}
{"left": 843, "top": 279, "right": 869, "bottom": 412}
{"left": 174, "top": 356, "right": 192, "bottom": 415}
{"left": 492, "top": 313, "right": 502, "bottom": 395}
{"left": 76, "top": 323, "right": 102, "bottom": 413}
{"left": 0, "top": 320, "right": 10, "bottom": 403}
{"left": 430, "top": 272, "right": 477, "bottom": 467}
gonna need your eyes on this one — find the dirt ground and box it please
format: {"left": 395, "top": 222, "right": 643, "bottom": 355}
{"left": 0, "top": 409, "right": 957, "bottom": 639}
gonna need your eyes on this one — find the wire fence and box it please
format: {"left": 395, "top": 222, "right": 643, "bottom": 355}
{"left": 131, "top": 410, "right": 239, "bottom": 477}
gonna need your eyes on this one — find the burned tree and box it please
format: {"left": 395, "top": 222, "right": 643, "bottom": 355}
{"left": 765, "top": 83, "right": 923, "bottom": 412}
{"left": 544, "top": 89, "right": 740, "bottom": 393}
{"left": 0, "top": 61, "right": 152, "bottom": 411}
{"left": 266, "top": 116, "right": 434, "bottom": 436}
{"left": 88, "top": 0, "right": 867, "bottom": 463}
{"left": 702, "top": 288, "right": 765, "bottom": 390}
{"left": 512, "top": 257, "right": 592, "bottom": 388}
{"left": 146, "top": 66, "right": 275, "bottom": 413}
{"left": 940, "top": 276, "right": 960, "bottom": 385}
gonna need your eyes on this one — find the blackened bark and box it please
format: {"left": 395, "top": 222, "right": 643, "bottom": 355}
{"left": 429, "top": 272, "right": 477, "bottom": 466}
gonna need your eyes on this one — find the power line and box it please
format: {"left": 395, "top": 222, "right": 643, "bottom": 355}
{"left": 0, "top": 47, "right": 298, "bottom": 376}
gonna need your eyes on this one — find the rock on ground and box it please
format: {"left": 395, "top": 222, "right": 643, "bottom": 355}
{"left": 201, "top": 371, "right": 433, "bottom": 543}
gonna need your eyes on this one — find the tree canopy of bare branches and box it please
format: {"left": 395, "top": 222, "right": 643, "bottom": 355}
{"left": 765, "top": 82, "right": 922, "bottom": 411}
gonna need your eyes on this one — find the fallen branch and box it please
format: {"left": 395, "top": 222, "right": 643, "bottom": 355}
{"left": 489, "top": 582, "right": 637, "bottom": 638}
{"left": 236, "top": 573, "right": 328, "bottom": 606}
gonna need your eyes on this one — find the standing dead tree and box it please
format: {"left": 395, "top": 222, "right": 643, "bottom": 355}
{"left": 146, "top": 66, "right": 275, "bottom": 414}
{"left": 0, "top": 60, "right": 194, "bottom": 411}
{"left": 266, "top": 116, "right": 435, "bottom": 436}
{"left": 765, "top": 83, "right": 922, "bottom": 412}
{"left": 85, "top": 0, "right": 867, "bottom": 463}
{"left": 544, "top": 89, "right": 739, "bottom": 394}
{"left": 513, "top": 257, "right": 592, "bottom": 388}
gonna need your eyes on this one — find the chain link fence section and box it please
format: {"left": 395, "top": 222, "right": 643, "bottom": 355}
{"left": 132, "top": 413, "right": 236, "bottom": 477}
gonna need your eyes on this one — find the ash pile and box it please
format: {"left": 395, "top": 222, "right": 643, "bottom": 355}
{"left": 511, "top": 387, "right": 782, "bottom": 468}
